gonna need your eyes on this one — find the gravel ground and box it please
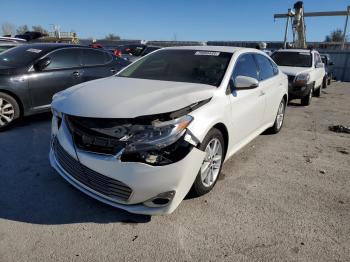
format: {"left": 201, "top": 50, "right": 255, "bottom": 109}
{"left": 0, "top": 82, "right": 349, "bottom": 262}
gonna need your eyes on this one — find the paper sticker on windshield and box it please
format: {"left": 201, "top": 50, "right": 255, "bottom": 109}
{"left": 26, "top": 48, "right": 42, "bottom": 53}
{"left": 195, "top": 51, "right": 220, "bottom": 56}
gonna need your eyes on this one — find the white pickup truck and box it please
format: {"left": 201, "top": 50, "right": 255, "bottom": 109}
{"left": 271, "top": 49, "right": 326, "bottom": 106}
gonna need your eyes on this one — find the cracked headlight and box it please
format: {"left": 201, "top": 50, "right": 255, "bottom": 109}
{"left": 123, "top": 115, "right": 193, "bottom": 153}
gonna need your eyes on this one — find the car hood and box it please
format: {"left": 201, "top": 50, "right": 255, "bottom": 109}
{"left": 278, "top": 66, "right": 313, "bottom": 76}
{"left": 52, "top": 76, "right": 216, "bottom": 118}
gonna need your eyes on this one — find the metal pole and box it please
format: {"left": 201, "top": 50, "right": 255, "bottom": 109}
{"left": 342, "top": 6, "right": 349, "bottom": 50}
{"left": 283, "top": 9, "right": 291, "bottom": 49}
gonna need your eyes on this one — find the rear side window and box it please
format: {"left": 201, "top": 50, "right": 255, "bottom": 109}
{"left": 232, "top": 54, "right": 259, "bottom": 80}
{"left": 45, "top": 48, "right": 81, "bottom": 70}
{"left": 254, "top": 54, "right": 275, "bottom": 81}
{"left": 81, "top": 49, "right": 108, "bottom": 66}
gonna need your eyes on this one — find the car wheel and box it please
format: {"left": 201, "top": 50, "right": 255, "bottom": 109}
{"left": 192, "top": 128, "right": 225, "bottom": 196}
{"left": 267, "top": 98, "right": 286, "bottom": 134}
{"left": 301, "top": 87, "right": 313, "bottom": 106}
{"left": 314, "top": 84, "right": 322, "bottom": 97}
{"left": 0, "top": 92, "right": 20, "bottom": 131}
{"left": 327, "top": 74, "right": 332, "bottom": 86}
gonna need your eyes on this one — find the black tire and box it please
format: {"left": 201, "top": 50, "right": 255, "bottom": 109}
{"left": 314, "top": 85, "right": 321, "bottom": 97}
{"left": 191, "top": 128, "right": 225, "bottom": 197}
{"left": 327, "top": 73, "right": 332, "bottom": 86}
{"left": 267, "top": 98, "right": 286, "bottom": 134}
{"left": 0, "top": 92, "right": 20, "bottom": 131}
{"left": 301, "top": 87, "right": 313, "bottom": 106}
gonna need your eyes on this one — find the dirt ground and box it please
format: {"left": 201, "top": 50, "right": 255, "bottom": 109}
{"left": 0, "top": 82, "right": 349, "bottom": 262}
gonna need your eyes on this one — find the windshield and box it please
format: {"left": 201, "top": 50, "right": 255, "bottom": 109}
{"left": 0, "top": 45, "right": 45, "bottom": 67}
{"left": 271, "top": 51, "right": 312, "bottom": 67}
{"left": 118, "top": 49, "right": 232, "bottom": 86}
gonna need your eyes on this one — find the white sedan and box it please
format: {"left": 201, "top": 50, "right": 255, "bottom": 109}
{"left": 50, "top": 46, "right": 288, "bottom": 215}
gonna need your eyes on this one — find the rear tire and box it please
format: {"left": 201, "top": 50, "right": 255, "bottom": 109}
{"left": 301, "top": 87, "right": 313, "bottom": 106}
{"left": 267, "top": 98, "right": 286, "bottom": 134}
{"left": 0, "top": 92, "right": 20, "bottom": 131}
{"left": 191, "top": 128, "right": 225, "bottom": 197}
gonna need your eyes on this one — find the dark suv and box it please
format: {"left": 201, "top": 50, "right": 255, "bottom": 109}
{"left": 0, "top": 43, "right": 130, "bottom": 130}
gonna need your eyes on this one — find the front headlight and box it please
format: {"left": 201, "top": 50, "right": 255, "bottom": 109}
{"left": 295, "top": 73, "right": 310, "bottom": 85}
{"left": 123, "top": 115, "right": 193, "bottom": 152}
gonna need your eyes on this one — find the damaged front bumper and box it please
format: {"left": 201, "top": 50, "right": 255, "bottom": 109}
{"left": 49, "top": 115, "right": 206, "bottom": 215}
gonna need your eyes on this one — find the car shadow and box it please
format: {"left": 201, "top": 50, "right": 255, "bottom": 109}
{"left": 0, "top": 114, "right": 151, "bottom": 225}
{"left": 287, "top": 101, "right": 304, "bottom": 107}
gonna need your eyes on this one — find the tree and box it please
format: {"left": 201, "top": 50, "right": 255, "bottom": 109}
{"left": 16, "top": 24, "right": 29, "bottom": 34}
{"left": 1, "top": 22, "right": 15, "bottom": 36}
{"left": 32, "top": 25, "right": 48, "bottom": 35}
{"left": 325, "top": 29, "right": 348, "bottom": 42}
{"left": 104, "top": 33, "right": 121, "bottom": 40}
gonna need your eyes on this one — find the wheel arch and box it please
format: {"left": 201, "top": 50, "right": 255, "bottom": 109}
{"left": 212, "top": 122, "right": 229, "bottom": 159}
{"left": 0, "top": 89, "right": 24, "bottom": 116}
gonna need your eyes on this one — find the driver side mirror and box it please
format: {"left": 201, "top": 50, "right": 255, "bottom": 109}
{"left": 34, "top": 57, "right": 51, "bottom": 71}
{"left": 315, "top": 62, "right": 325, "bottom": 68}
{"left": 234, "top": 76, "right": 259, "bottom": 89}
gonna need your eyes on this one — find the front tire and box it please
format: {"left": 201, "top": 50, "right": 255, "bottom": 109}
{"left": 191, "top": 128, "right": 225, "bottom": 196}
{"left": 0, "top": 92, "right": 20, "bottom": 131}
{"left": 301, "top": 87, "right": 313, "bottom": 106}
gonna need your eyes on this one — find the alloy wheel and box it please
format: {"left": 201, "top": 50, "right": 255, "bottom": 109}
{"left": 276, "top": 101, "right": 285, "bottom": 130}
{"left": 200, "top": 138, "right": 223, "bottom": 187}
{"left": 0, "top": 98, "right": 15, "bottom": 127}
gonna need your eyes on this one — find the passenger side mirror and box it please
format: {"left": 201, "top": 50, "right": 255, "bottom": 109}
{"left": 234, "top": 76, "right": 259, "bottom": 89}
{"left": 315, "top": 62, "right": 325, "bottom": 68}
{"left": 34, "top": 57, "right": 51, "bottom": 71}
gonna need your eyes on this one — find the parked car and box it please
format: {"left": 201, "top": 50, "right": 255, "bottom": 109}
{"left": 271, "top": 49, "right": 326, "bottom": 106}
{"left": 50, "top": 46, "right": 288, "bottom": 215}
{"left": 0, "top": 43, "right": 130, "bottom": 130}
{"left": 320, "top": 54, "right": 334, "bottom": 86}
{"left": 0, "top": 37, "right": 26, "bottom": 53}
{"left": 114, "top": 44, "right": 161, "bottom": 62}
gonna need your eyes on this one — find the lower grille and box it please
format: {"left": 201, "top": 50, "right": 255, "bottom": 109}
{"left": 53, "top": 138, "right": 132, "bottom": 201}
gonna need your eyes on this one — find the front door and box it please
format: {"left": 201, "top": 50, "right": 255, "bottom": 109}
{"left": 228, "top": 54, "right": 266, "bottom": 148}
{"left": 28, "top": 48, "right": 83, "bottom": 110}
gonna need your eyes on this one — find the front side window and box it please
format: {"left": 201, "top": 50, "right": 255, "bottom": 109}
{"left": 254, "top": 54, "right": 275, "bottom": 81}
{"left": 45, "top": 49, "right": 81, "bottom": 70}
{"left": 271, "top": 51, "right": 312, "bottom": 67}
{"left": 231, "top": 54, "right": 258, "bottom": 80}
{"left": 118, "top": 49, "right": 232, "bottom": 87}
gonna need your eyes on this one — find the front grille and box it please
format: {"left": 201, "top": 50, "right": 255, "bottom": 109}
{"left": 53, "top": 138, "right": 132, "bottom": 201}
{"left": 65, "top": 115, "right": 127, "bottom": 155}
{"left": 287, "top": 75, "right": 295, "bottom": 83}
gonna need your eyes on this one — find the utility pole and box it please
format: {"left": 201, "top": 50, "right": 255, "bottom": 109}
{"left": 274, "top": 2, "right": 350, "bottom": 49}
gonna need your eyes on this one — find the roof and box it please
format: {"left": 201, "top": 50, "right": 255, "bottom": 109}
{"left": 163, "top": 45, "right": 245, "bottom": 53}
{"left": 275, "top": 48, "right": 316, "bottom": 53}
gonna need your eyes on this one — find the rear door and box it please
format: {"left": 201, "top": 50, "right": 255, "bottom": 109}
{"left": 80, "top": 49, "right": 118, "bottom": 82}
{"left": 28, "top": 48, "right": 83, "bottom": 109}
{"left": 228, "top": 53, "right": 266, "bottom": 147}
{"left": 253, "top": 53, "right": 282, "bottom": 125}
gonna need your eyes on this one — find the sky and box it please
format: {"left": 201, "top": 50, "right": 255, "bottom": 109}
{"left": 1, "top": 0, "right": 349, "bottom": 41}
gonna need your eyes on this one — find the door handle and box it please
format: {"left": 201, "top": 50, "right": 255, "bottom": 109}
{"left": 110, "top": 69, "right": 116, "bottom": 74}
{"left": 72, "top": 71, "right": 80, "bottom": 77}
